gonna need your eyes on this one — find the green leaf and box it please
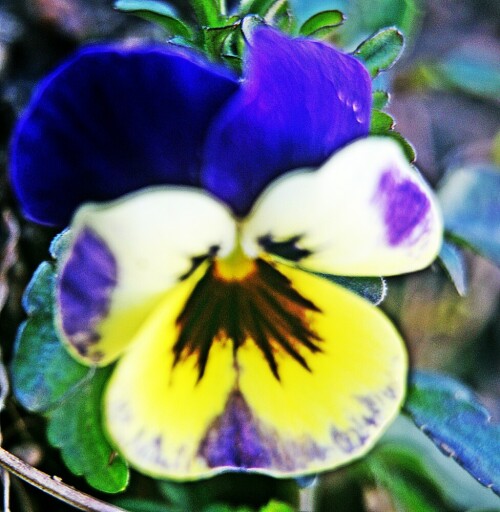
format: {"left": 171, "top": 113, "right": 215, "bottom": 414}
{"left": 192, "top": 0, "right": 222, "bottom": 26}
{"left": 435, "top": 47, "right": 500, "bottom": 102}
{"left": 370, "top": 109, "right": 394, "bottom": 134}
{"left": 299, "top": 10, "right": 344, "bottom": 38}
{"left": 311, "top": 272, "right": 386, "bottom": 305}
{"left": 367, "top": 445, "right": 454, "bottom": 512}
{"left": 114, "top": 0, "right": 193, "bottom": 39}
{"left": 372, "top": 90, "right": 390, "bottom": 110}
{"left": 21, "top": 260, "right": 55, "bottom": 316}
{"left": 438, "top": 165, "right": 500, "bottom": 267}
{"left": 404, "top": 372, "right": 500, "bottom": 496}
{"left": 290, "top": 0, "right": 420, "bottom": 49}
{"left": 204, "top": 22, "right": 241, "bottom": 61}
{"left": 264, "top": 0, "right": 294, "bottom": 32}
{"left": 438, "top": 239, "right": 468, "bottom": 296}
{"left": 381, "top": 416, "right": 500, "bottom": 510}
{"left": 354, "top": 28, "right": 404, "bottom": 77}
{"left": 114, "top": 498, "right": 176, "bottom": 512}
{"left": 47, "top": 367, "right": 129, "bottom": 493}
{"left": 202, "top": 506, "right": 253, "bottom": 512}
{"left": 239, "top": 0, "right": 280, "bottom": 17}
{"left": 159, "top": 474, "right": 298, "bottom": 511}
{"left": 259, "top": 501, "right": 295, "bottom": 512}
{"left": 11, "top": 262, "right": 88, "bottom": 413}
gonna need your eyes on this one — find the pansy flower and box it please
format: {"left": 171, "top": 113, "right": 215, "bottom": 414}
{"left": 10, "top": 28, "right": 442, "bottom": 479}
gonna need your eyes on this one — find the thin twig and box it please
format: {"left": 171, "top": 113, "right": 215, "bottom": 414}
{"left": 0, "top": 447, "right": 127, "bottom": 512}
{"left": 2, "top": 470, "right": 10, "bottom": 512}
{"left": 0, "top": 346, "right": 12, "bottom": 512}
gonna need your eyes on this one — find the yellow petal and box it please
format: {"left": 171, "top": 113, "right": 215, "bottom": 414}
{"left": 104, "top": 266, "right": 238, "bottom": 478}
{"left": 104, "top": 260, "right": 406, "bottom": 479}
{"left": 235, "top": 262, "right": 407, "bottom": 475}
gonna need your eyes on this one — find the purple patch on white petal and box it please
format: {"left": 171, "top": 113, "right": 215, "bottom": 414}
{"left": 57, "top": 228, "right": 117, "bottom": 359}
{"left": 199, "top": 391, "right": 271, "bottom": 469}
{"left": 377, "top": 171, "right": 430, "bottom": 246}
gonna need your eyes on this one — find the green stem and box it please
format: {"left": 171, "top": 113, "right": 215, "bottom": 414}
{"left": 191, "top": 0, "right": 220, "bottom": 26}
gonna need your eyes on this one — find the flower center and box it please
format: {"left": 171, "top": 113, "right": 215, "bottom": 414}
{"left": 213, "top": 244, "right": 256, "bottom": 282}
{"left": 174, "top": 246, "right": 323, "bottom": 382}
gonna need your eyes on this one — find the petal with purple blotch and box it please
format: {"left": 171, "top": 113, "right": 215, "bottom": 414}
{"left": 242, "top": 137, "right": 442, "bottom": 277}
{"left": 56, "top": 187, "right": 236, "bottom": 365}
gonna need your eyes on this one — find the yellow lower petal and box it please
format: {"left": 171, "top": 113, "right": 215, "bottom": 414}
{"left": 236, "top": 263, "right": 407, "bottom": 475}
{"left": 104, "top": 261, "right": 407, "bottom": 479}
{"left": 104, "top": 268, "right": 237, "bottom": 478}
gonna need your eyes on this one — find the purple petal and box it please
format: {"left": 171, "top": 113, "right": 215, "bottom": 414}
{"left": 10, "top": 45, "right": 238, "bottom": 226}
{"left": 201, "top": 28, "right": 372, "bottom": 215}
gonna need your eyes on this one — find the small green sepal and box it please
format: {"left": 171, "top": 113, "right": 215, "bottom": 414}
{"left": 114, "top": 0, "right": 194, "bottom": 40}
{"left": 370, "top": 110, "right": 394, "bottom": 134}
{"left": 354, "top": 27, "right": 404, "bottom": 77}
{"left": 372, "top": 90, "right": 390, "bottom": 110}
{"left": 308, "top": 271, "right": 387, "bottom": 305}
{"left": 299, "top": 10, "right": 344, "bottom": 38}
{"left": 385, "top": 130, "right": 416, "bottom": 163}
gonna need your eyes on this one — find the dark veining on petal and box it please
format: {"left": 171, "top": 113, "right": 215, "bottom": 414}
{"left": 376, "top": 171, "right": 431, "bottom": 246}
{"left": 330, "top": 384, "right": 399, "bottom": 455}
{"left": 174, "top": 259, "right": 322, "bottom": 381}
{"left": 258, "top": 234, "right": 312, "bottom": 262}
{"left": 178, "top": 245, "right": 220, "bottom": 280}
{"left": 57, "top": 227, "right": 117, "bottom": 360}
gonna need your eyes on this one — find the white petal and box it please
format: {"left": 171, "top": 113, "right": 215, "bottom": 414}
{"left": 242, "top": 137, "right": 442, "bottom": 276}
{"left": 56, "top": 187, "right": 236, "bottom": 365}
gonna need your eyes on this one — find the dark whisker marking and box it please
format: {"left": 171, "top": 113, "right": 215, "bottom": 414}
{"left": 256, "top": 310, "right": 312, "bottom": 372}
{"left": 253, "top": 285, "right": 322, "bottom": 352}
{"left": 173, "top": 281, "right": 219, "bottom": 363}
{"left": 178, "top": 245, "right": 220, "bottom": 281}
{"left": 173, "top": 258, "right": 323, "bottom": 381}
{"left": 258, "top": 234, "right": 312, "bottom": 262}
{"left": 256, "top": 260, "right": 321, "bottom": 312}
{"left": 247, "top": 302, "right": 281, "bottom": 381}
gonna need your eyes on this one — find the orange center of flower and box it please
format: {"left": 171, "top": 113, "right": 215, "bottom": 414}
{"left": 213, "top": 245, "right": 257, "bottom": 282}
